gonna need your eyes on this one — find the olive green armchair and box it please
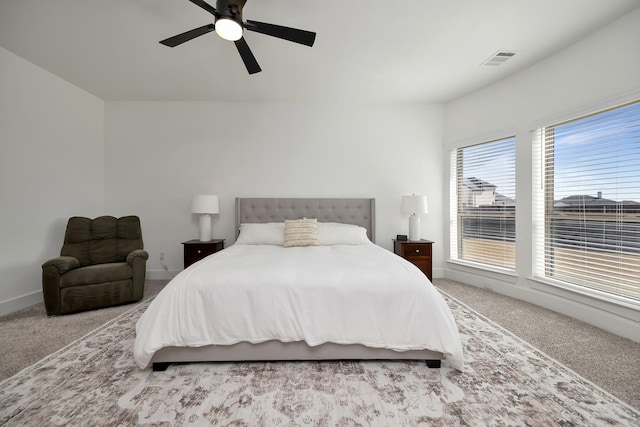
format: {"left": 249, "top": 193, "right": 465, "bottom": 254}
{"left": 42, "top": 215, "right": 149, "bottom": 315}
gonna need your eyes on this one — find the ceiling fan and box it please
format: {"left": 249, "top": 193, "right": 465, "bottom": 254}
{"left": 160, "top": 0, "right": 316, "bottom": 74}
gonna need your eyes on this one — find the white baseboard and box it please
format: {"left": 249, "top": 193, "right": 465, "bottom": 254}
{"left": 0, "top": 290, "right": 43, "bottom": 317}
{"left": 444, "top": 268, "right": 640, "bottom": 343}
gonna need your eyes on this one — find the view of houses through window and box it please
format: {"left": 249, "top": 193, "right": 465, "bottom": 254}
{"left": 451, "top": 137, "right": 516, "bottom": 270}
{"left": 537, "top": 100, "right": 640, "bottom": 302}
{"left": 452, "top": 101, "right": 640, "bottom": 305}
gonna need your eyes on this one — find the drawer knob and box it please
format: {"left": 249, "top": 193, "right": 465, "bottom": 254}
{"left": 197, "top": 250, "right": 202, "bottom": 254}
{"left": 415, "top": 249, "right": 420, "bottom": 253}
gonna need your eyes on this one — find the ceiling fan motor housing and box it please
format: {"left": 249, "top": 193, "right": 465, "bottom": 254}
{"left": 216, "top": 0, "right": 243, "bottom": 20}
{"left": 214, "top": 0, "right": 243, "bottom": 40}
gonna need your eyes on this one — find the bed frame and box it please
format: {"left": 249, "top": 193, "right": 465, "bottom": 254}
{"left": 151, "top": 198, "right": 443, "bottom": 371}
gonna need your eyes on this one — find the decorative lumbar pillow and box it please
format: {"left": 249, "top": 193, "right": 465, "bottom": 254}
{"left": 236, "top": 223, "right": 285, "bottom": 245}
{"left": 284, "top": 218, "right": 319, "bottom": 247}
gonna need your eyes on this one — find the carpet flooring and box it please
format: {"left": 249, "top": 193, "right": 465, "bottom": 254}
{"left": 0, "top": 280, "right": 167, "bottom": 382}
{"left": 1, "top": 289, "right": 638, "bottom": 425}
{"left": 1, "top": 278, "right": 638, "bottom": 416}
{"left": 434, "top": 279, "right": 640, "bottom": 410}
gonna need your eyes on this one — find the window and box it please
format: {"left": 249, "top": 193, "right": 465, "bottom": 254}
{"left": 450, "top": 136, "right": 516, "bottom": 270}
{"left": 533, "top": 100, "right": 640, "bottom": 303}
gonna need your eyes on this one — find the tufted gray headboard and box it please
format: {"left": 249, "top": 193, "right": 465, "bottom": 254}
{"left": 236, "top": 198, "right": 375, "bottom": 242}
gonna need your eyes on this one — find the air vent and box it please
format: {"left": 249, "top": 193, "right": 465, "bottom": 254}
{"left": 481, "top": 51, "right": 518, "bottom": 66}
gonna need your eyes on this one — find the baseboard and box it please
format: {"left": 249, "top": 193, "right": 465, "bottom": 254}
{"left": 444, "top": 269, "right": 640, "bottom": 343}
{"left": 0, "top": 290, "right": 43, "bottom": 317}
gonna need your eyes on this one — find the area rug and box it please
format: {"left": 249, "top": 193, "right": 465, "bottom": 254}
{"left": 1, "top": 294, "right": 638, "bottom": 426}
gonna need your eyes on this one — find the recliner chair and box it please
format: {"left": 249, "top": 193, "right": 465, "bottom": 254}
{"left": 42, "top": 215, "right": 149, "bottom": 315}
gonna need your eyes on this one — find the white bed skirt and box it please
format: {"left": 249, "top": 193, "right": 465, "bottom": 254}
{"left": 151, "top": 341, "right": 444, "bottom": 365}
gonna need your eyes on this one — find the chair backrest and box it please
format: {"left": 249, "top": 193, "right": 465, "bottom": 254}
{"left": 61, "top": 216, "right": 143, "bottom": 266}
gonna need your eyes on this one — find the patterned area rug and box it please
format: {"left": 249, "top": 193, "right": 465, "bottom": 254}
{"left": 1, "top": 293, "right": 638, "bottom": 426}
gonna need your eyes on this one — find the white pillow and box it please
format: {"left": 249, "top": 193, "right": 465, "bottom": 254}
{"left": 236, "top": 222, "right": 285, "bottom": 245}
{"left": 317, "top": 222, "right": 371, "bottom": 245}
{"left": 283, "top": 218, "right": 319, "bottom": 247}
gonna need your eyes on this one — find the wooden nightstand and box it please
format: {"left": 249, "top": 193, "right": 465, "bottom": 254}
{"left": 393, "top": 239, "right": 433, "bottom": 281}
{"left": 182, "top": 239, "right": 225, "bottom": 268}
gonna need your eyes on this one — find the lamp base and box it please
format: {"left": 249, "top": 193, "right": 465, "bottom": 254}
{"left": 408, "top": 214, "right": 420, "bottom": 241}
{"left": 199, "top": 214, "right": 212, "bottom": 242}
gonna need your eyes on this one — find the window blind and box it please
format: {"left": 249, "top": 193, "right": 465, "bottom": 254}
{"left": 535, "top": 100, "right": 640, "bottom": 303}
{"left": 451, "top": 136, "right": 516, "bottom": 270}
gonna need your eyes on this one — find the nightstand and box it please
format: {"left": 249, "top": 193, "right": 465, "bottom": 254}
{"left": 182, "top": 239, "right": 225, "bottom": 268}
{"left": 393, "top": 239, "right": 433, "bottom": 281}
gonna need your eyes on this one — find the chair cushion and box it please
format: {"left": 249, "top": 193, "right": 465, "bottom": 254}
{"left": 59, "top": 262, "right": 132, "bottom": 288}
{"left": 61, "top": 216, "right": 143, "bottom": 266}
{"left": 60, "top": 280, "right": 133, "bottom": 314}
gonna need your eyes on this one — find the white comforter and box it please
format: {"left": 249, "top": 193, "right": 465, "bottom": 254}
{"left": 134, "top": 244, "right": 464, "bottom": 370}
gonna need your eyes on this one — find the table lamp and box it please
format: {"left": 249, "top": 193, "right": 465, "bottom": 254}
{"left": 401, "top": 194, "right": 428, "bottom": 241}
{"left": 191, "top": 195, "right": 219, "bottom": 241}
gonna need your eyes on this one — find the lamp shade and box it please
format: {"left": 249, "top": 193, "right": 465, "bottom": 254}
{"left": 191, "top": 195, "right": 219, "bottom": 214}
{"left": 401, "top": 195, "right": 428, "bottom": 215}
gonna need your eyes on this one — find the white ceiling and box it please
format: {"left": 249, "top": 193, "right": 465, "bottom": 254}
{"left": 1, "top": 0, "right": 638, "bottom": 103}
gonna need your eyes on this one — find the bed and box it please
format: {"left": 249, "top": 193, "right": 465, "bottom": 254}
{"left": 134, "top": 198, "right": 464, "bottom": 371}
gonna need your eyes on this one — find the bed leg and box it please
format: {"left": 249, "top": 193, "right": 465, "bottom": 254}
{"left": 152, "top": 362, "right": 171, "bottom": 372}
{"left": 425, "top": 360, "right": 441, "bottom": 368}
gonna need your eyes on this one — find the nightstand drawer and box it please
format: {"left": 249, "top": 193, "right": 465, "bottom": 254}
{"left": 402, "top": 243, "right": 432, "bottom": 258}
{"left": 182, "top": 239, "right": 224, "bottom": 268}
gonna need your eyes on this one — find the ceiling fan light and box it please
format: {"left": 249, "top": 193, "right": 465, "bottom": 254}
{"left": 215, "top": 17, "right": 243, "bottom": 41}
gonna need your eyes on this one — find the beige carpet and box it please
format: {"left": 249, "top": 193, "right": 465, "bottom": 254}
{"left": 1, "top": 278, "right": 638, "bottom": 412}
{"left": 0, "top": 280, "right": 167, "bottom": 381}
{"left": 1, "top": 290, "right": 638, "bottom": 425}
{"left": 434, "top": 278, "right": 640, "bottom": 410}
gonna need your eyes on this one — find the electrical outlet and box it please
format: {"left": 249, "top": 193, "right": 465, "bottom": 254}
{"left": 159, "top": 251, "right": 173, "bottom": 278}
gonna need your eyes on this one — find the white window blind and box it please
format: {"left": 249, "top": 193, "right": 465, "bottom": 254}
{"left": 534, "top": 100, "right": 640, "bottom": 303}
{"left": 451, "top": 137, "right": 516, "bottom": 270}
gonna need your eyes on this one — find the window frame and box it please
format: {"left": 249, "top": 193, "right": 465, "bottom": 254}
{"left": 532, "top": 100, "right": 640, "bottom": 307}
{"left": 449, "top": 135, "right": 517, "bottom": 272}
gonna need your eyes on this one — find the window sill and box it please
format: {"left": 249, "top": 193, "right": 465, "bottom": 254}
{"left": 527, "top": 276, "right": 640, "bottom": 322}
{"left": 447, "top": 259, "right": 518, "bottom": 284}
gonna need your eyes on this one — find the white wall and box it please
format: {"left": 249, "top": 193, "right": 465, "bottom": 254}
{"left": 0, "top": 47, "right": 105, "bottom": 315}
{"left": 443, "top": 8, "right": 640, "bottom": 340}
{"left": 104, "top": 102, "right": 444, "bottom": 278}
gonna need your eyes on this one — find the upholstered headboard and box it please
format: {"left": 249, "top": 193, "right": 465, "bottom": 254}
{"left": 236, "top": 198, "right": 375, "bottom": 242}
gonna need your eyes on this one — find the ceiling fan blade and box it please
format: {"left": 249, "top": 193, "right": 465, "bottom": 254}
{"left": 234, "top": 37, "right": 262, "bottom": 74}
{"left": 160, "top": 24, "right": 215, "bottom": 47}
{"left": 245, "top": 20, "right": 316, "bottom": 47}
{"left": 188, "top": 0, "right": 217, "bottom": 16}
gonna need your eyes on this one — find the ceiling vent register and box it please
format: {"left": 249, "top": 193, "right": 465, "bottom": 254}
{"left": 481, "top": 51, "right": 517, "bottom": 66}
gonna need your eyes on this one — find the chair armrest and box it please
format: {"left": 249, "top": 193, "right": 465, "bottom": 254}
{"left": 128, "top": 249, "right": 149, "bottom": 301}
{"left": 42, "top": 256, "right": 80, "bottom": 274}
{"left": 127, "top": 249, "right": 149, "bottom": 266}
